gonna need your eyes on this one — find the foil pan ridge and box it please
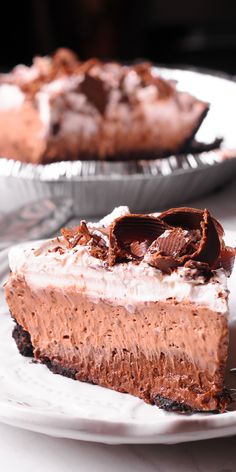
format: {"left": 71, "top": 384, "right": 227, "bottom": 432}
{"left": 0, "top": 149, "right": 233, "bottom": 182}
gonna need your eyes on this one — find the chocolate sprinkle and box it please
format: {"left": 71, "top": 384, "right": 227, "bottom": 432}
{"left": 80, "top": 73, "right": 109, "bottom": 114}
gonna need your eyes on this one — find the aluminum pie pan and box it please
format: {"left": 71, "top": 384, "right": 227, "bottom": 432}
{"left": 0, "top": 67, "right": 236, "bottom": 217}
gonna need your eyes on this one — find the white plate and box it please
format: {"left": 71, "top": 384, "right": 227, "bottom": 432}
{"left": 0, "top": 233, "right": 236, "bottom": 445}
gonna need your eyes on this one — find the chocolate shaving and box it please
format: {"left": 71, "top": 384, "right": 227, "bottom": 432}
{"left": 184, "top": 260, "right": 213, "bottom": 281}
{"left": 21, "top": 48, "right": 81, "bottom": 97}
{"left": 144, "top": 252, "right": 178, "bottom": 274}
{"left": 130, "top": 240, "right": 150, "bottom": 259}
{"left": 144, "top": 228, "right": 195, "bottom": 273}
{"left": 184, "top": 260, "right": 212, "bottom": 271}
{"left": 61, "top": 221, "right": 91, "bottom": 248}
{"left": 77, "top": 58, "right": 101, "bottom": 75}
{"left": 79, "top": 73, "right": 109, "bottom": 114}
{"left": 48, "top": 246, "right": 65, "bottom": 255}
{"left": 109, "top": 215, "right": 170, "bottom": 265}
{"left": 52, "top": 48, "right": 79, "bottom": 74}
{"left": 61, "top": 221, "right": 108, "bottom": 260}
{"left": 88, "top": 239, "right": 108, "bottom": 261}
{"left": 133, "top": 63, "right": 173, "bottom": 98}
{"left": 152, "top": 228, "right": 195, "bottom": 257}
{"left": 213, "top": 246, "right": 236, "bottom": 275}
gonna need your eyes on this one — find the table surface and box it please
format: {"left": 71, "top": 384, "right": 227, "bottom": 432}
{"left": 1, "top": 177, "right": 236, "bottom": 471}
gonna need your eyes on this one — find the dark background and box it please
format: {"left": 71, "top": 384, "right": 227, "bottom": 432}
{"left": 1, "top": 0, "right": 236, "bottom": 74}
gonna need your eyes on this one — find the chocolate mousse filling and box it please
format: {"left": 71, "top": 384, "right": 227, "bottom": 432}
{"left": 4, "top": 206, "right": 236, "bottom": 413}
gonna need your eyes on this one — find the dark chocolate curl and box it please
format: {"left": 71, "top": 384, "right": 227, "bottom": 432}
{"left": 61, "top": 221, "right": 91, "bottom": 248}
{"left": 109, "top": 214, "right": 170, "bottom": 265}
{"left": 159, "top": 207, "right": 224, "bottom": 240}
{"left": 145, "top": 209, "right": 221, "bottom": 272}
{"left": 158, "top": 207, "right": 221, "bottom": 267}
{"left": 194, "top": 209, "right": 221, "bottom": 266}
{"left": 213, "top": 246, "right": 236, "bottom": 275}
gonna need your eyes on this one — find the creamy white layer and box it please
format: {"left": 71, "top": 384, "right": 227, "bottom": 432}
{"left": 0, "top": 84, "right": 25, "bottom": 110}
{"left": 8, "top": 207, "right": 229, "bottom": 314}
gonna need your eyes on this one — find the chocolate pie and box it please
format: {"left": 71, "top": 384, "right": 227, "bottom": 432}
{"left": 4, "top": 206, "right": 235, "bottom": 412}
{"left": 0, "top": 49, "right": 209, "bottom": 164}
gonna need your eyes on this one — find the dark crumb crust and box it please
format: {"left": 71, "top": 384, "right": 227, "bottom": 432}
{"left": 43, "top": 358, "right": 77, "bottom": 380}
{"left": 153, "top": 392, "right": 231, "bottom": 414}
{"left": 12, "top": 323, "right": 34, "bottom": 357}
{"left": 12, "top": 321, "right": 230, "bottom": 414}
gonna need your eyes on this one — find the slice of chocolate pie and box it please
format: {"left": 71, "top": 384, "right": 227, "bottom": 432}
{"left": 4, "top": 206, "right": 235, "bottom": 412}
{"left": 0, "top": 49, "right": 209, "bottom": 163}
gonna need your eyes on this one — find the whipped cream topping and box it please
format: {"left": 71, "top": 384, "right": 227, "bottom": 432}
{"left": 98, "top": 205, "right": 130, "bottom": 226}
{"left": 12, "top": 56, "right": 51, "bottom": 84}
{"left": 0, "top": 84, "right": 25, "bottom": 110}
{"left": 36, "top": 75, "right": 82, "bottom": 134}
{"left": 8, "top": 207, "right": 229, "bottom": 314}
